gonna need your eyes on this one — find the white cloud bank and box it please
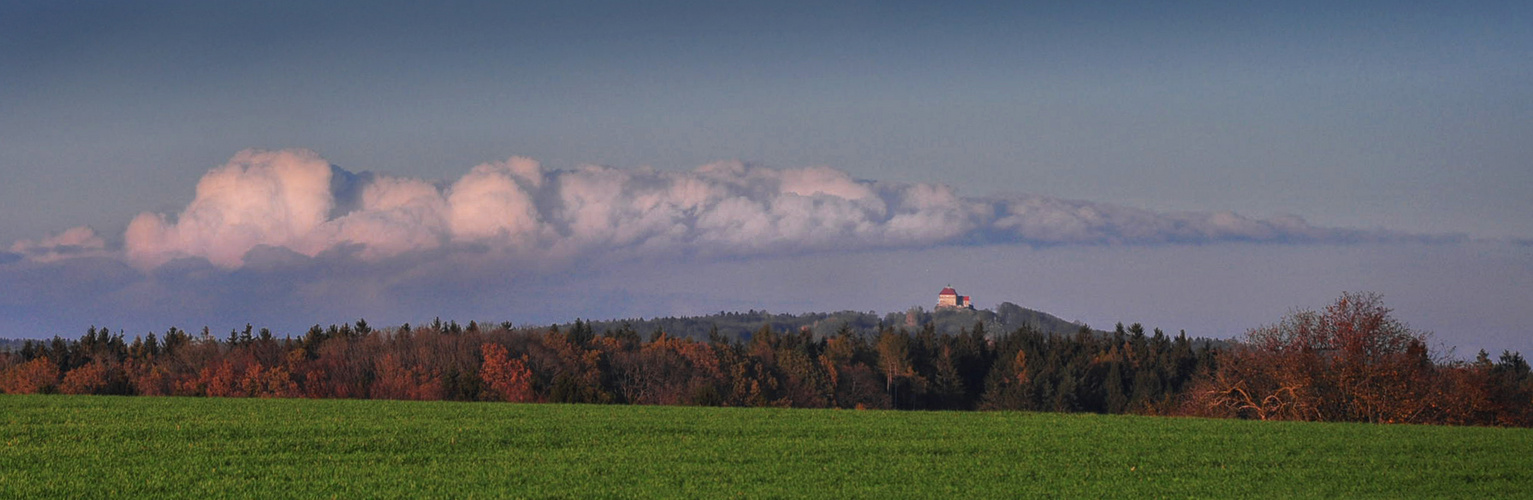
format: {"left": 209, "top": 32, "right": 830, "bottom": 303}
{"left": 7, "top": 148, "right": 1446, "bottom": 271}
{"left": 6, "top": 149, "right": 1524, "bottom": 355}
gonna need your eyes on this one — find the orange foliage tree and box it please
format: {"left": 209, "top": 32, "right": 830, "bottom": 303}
{"left": 200, "top": 360, "right": 244, "bottom": 398}
{"left": 371, "top": 353, "right": 443, "bottom": 400}
{"left": 59, "top": 361, "right": 114, "bottom": 395}
{"left": 1185, "top": 292, "right": 1441, "bottom": 423}
{"left": 480, "top": 343, "right": 535, "bottom": 403}
{"left": 1, "top": 358, "right": 59, "bottom": 394}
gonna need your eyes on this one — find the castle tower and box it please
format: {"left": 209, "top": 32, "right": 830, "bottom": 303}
{"left": 938, "top": 286, "right": 958, "bottom": 308}
{"left": 937, "top": 285, "right": 971, "bottom": 310}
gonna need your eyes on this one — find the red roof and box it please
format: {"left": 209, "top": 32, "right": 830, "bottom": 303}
{"left": 939, "top": 287, "right": 957, "bottom": 296}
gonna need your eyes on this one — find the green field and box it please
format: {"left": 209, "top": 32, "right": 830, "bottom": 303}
{"left": 2, "top": 395, "right": 1529, "bottom": 497}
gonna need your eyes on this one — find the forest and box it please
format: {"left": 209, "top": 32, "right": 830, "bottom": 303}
{"left": 1, "top": 292, "right": 1529, "bottom": 426}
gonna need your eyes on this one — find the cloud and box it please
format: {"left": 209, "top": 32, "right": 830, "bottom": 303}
{"left": 982, "top": 198, "right": 1393, "bottom": 246}
{"left": 125, "top": 149, "right": 336, "bottom": 268}
{"left": 0, "top": 150, "right": 1513, "bottom": 354}
{"left": 15, "top": 148, "right": 1459, "bottom": 272}
{"left": 8, "top": 226, "right": 109, "bottom": 263}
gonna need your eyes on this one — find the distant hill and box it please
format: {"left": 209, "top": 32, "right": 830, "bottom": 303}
{"left": 0, "top": 304, "right": 1209, "bottom": 350}
{"left": 567, "top": 302, "right": 1090, "bottom": 342}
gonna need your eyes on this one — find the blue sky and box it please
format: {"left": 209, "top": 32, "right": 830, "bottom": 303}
{"left": 2, "top": 1, "right": 1530, "bottom": 355}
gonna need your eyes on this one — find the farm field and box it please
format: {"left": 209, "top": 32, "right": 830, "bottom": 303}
{"left": 1, "top": 395, "right": 1530, "bottom": 497}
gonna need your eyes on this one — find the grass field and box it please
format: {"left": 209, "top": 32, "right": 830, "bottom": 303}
{"left": 2, "top": 395, "right": 1530, "bottom": 497}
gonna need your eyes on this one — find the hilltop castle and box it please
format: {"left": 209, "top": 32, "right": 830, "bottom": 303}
{"left": 936, "top": 286, "right": 973, "bottom": 310}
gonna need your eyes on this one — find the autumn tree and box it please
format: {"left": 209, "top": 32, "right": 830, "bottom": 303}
{"left": 59, "top": 361, "right": 115, "bottom": 395}
{"left": 371, "top": 353, "right": 444, "bottom": 400}
{"left": 481, "top": 343, "right": 536, "bottom": 403}
{"left": 1186, "top": 292, "right": 1439, "bottom": 423}
{"left": 876, "top": 328, "right": 927, "bottom": 408}
{"left": 0, "top": 358, "right": 59, "bottom": 394}
{"left": 527, "top": 330, "right": 609, "bottom": 404}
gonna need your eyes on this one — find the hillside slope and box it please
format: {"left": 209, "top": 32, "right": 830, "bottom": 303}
{"left": 569, "top": 301, "right": 1091, "bottom": 341}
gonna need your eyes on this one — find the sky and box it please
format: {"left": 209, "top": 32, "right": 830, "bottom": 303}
{"left": 2, "top": 1, "right": 1530, "bottom": 356}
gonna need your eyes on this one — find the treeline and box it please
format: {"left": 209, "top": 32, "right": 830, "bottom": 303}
{"left": 1, "top": 293, "right": 1528, "bottom": 426}
{"left": 0, "top": 318, "right": 1211, "bottom": 413}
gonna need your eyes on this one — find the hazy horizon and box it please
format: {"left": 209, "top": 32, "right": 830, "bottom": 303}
{"left": 3, "top": 1, "right": 1529, "bottom": 356}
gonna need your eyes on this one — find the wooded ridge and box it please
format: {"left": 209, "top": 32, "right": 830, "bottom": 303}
{"left": 2, "top": 293, "right": 1528, "bottom": 426}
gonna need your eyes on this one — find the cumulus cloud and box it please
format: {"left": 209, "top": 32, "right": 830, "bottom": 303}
{"left": 125, "top": 149, "right": 336, "bottom": 268}
{"left": 9, "top": 148, "right": 1453, "bottom": 271}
